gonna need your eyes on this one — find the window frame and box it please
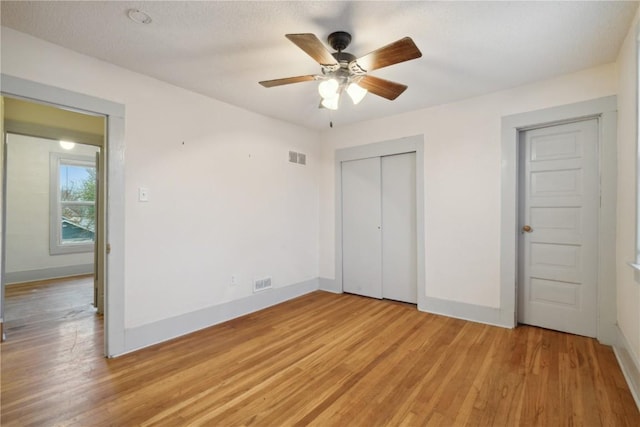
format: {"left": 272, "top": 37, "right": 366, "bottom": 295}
{"left": 49, "top": 152, "right": 96, "bottom": 255}
{"left": 635, "top": 25, "right": 640, "bottom": 270}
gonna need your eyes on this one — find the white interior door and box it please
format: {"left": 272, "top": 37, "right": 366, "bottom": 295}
{"left": 518, "top": 119, "right": 598, "bottom": 337}
{"left": 342, "top": 157, "right": 382, "bottom": 299}
{"left": 382, "top": 153, "right": 417, "bottom": 303}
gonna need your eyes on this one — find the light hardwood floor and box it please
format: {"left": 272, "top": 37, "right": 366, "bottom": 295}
{"left": 1, "top": 282, "right": 638, "bottom": 426}
{"left": 2, "top": 275, "right": 94, "bottom": 324}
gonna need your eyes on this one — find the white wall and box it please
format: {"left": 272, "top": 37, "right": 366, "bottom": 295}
{"left": 5, "top": 134, "right": 97, "bottom": 280}
{"left": 1, "top": 28, "right": 320, "bottom": 330}
{"left": 319, "top": 63, "right": 618, "bottom": 309}
{"left": 615, "top": 9, "right": 640, "bottom": 370}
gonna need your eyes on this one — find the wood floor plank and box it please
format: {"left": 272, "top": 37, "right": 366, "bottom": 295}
{"left": 1, "top": 281, "right": 639, "bottom": 426}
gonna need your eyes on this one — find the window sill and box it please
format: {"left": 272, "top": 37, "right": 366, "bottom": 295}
{"left": 628, "top": 262, "right": 640, "bottom": 271}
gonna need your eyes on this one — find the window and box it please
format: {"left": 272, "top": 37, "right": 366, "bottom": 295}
{"left": 50, "top": 153, "right": 96, "bottom": 254}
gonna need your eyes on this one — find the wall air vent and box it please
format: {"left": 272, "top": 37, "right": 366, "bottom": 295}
{"left": 289, "top": 151, "right": 298, "bottom": 163}
{"left": 288, "top": 151, "right": 307, "bottom": 165}
{"left": 253, "top": 277, "right": 272, "bottom": 293}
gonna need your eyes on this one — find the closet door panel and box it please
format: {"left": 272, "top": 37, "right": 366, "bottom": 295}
{"left": 341, "top": 157, "right": 383, "bottom": 298}
{"left": 382, "top": 152, "right": 417, "bottom": 303}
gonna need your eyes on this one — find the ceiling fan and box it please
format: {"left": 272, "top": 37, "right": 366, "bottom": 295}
{"left": 259, "top": 31, "right": 422, "bottom": 110}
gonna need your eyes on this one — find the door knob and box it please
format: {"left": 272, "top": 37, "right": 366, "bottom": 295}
{"left": 522, "top": 225, "right": 533, "bottom": 233}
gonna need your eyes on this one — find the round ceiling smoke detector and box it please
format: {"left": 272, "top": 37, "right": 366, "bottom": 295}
{"left": 127, "top": 9, "right": 152, "bottom": 25}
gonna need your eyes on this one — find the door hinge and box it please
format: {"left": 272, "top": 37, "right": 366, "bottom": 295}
{"left": 106, "top": 243, "right": 111, "bottom": 254}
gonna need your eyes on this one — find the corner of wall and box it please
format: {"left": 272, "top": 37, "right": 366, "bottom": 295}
{"left": 614, "top": 325, "right": 640, "bottom": 410}
{"left": 319, "top": 277, "right": 341, "bottom": 294}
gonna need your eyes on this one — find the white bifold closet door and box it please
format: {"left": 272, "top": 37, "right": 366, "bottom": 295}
{"left": 341, "top": 152, "right": 417, "bottom": 304}
{"left": 381, "top": 153, "right": 417, "bottom": 303}
{"left": 342, "top": 157, "right": 383, "bottom": 298}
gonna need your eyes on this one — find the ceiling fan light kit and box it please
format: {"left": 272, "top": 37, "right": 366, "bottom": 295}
{"left": 346, "top": 82, "right": 368, "bottom": 104}
{"left": 318, "top": 78, "right": 339, "bottom": 99}
{"left": 259, "top": 31, "right": 422, "bottom": 113}
{"left": 317, "top": 78, "right": 366, "bottom": 110}
{"left": 321, "top": 95, "right": 340, "bottom": 111}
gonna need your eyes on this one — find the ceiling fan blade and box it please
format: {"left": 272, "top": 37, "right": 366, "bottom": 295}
{"left": 358, "top": 75, "right": 407, "bottom": 100}
{"left": 259, "top": 75, "right": 317, "bottom": 88}
{"left": 285, "top": 33, "right": 339, "bottom": 66}
{"left": 354, "top": 37, "right": 422, "bottom": 72}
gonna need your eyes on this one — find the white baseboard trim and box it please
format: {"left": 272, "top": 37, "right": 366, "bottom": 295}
{"left": 122, "top": 277, "right": 320, "bottom": 355}
{"left": 5, "top": 264, "right": 93, "bottom": 285}
{"left": 316, "top": 280, "right": 509, "bottom": 328}
{"left": 613, "top": 325, "right": 640, "bottom": 410}
{"left": 422, "top": 296, "right": 511, "bottom": 328}
{"left": 319, "top": 277, "right": 342, "bottom": 294}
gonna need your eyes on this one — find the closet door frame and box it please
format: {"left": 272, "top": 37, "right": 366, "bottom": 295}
{"left": 335, "top": 135, "right": 426, "bottom": 310}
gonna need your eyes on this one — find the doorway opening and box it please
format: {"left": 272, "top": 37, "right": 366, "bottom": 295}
{"left": 2, "top": 97, "right": 105, "bottom": 342}
{"left": 1, "top": 75, "right": 126, "bottom": 356}
{"left": 500, "top": 96, "right": 617, "bottom": 343}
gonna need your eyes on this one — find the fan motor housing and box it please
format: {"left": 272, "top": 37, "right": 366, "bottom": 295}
{"left": 332, "top": 51, "right": 356, "bottom": 64}
{"left": 327, "top": 31, "right": 352, "bottom": 52}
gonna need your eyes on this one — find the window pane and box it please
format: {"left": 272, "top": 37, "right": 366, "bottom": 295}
{"left": 60, "top": 164, "right": 95, "bottom": 202}
{"left": 61, "top": 204, "right": 95, "bottom": 243}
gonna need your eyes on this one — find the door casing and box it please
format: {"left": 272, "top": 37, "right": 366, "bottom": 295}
{"left": 501, "top": 96, "right": 618, "bottom": 344}
{"left": 0, "top": 74, "right": 126, "bottom": 356}
{"left": 334, "top": 135, "right": 426, "bottom": 310}
{"left": 340, "top": 152, "right": 418, "bottom": 303}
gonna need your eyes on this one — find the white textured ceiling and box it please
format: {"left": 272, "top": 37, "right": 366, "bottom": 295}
{"left": 1, "top": 1, "right": 637, "bottom": 130}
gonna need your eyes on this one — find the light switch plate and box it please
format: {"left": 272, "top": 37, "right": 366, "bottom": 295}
{"left": 138, "top": 187, "right": 149, "bottom": 202}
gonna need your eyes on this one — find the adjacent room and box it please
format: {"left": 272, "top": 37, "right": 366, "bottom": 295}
{"left": 2, "top": 98, "right": 105, "bottom": 336}
{"left": 1, "top": 1, "right": 639, "bottom": 425}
